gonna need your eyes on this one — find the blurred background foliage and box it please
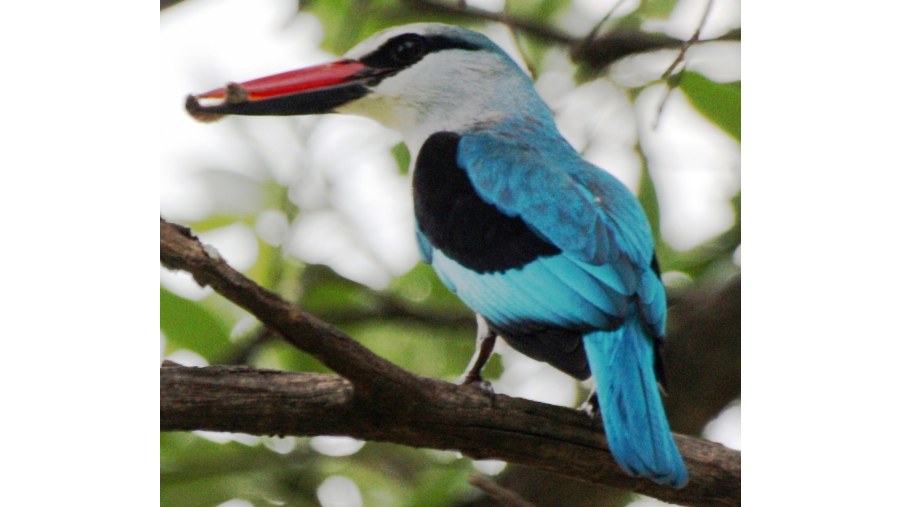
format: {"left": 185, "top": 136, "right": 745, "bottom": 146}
{"left": 160, "top": 0, "right": 740, "bottom": 505}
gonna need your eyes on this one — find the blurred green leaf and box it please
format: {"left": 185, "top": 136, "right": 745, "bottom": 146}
{"left": 507, "top": 0, "right": 571, "bottom": 19}
{"left": 678, "top": 71, "right": 741, "bottom": 141}
{"left": 160, "top": 288, "right": 232, "bottom": 361}
{"left": 639, "top": 0, "right": 680, "bottom": 19}
{"left": 535, "top": 0, "right": 572, "bottom": 18}
{"left": 730, "top": 191, "right": 741, "bottom": 237}
{"left": 254, "top": 339, "right": 333, "bottom": 374}
{"left": 162, "top": 434, "right": 320, "bottom": 506}
{"left": 307, "top": 0, "right": 474, "bottom": 54}
{"left": 387, "top": 262, "right": 471, "bottom": 314}
{"left": 656, "top": 217, "right": 740, "bottom": 283}
{"left": 246, "top": 238, "right": 277, "bottom": 289}
{"left": 188, "top": 215, "right": 237, "bottom": 233}
{"left": 300, "top": 264, "right": 381, "bottom": 316}
{"left": 303, "top": 0, "right": 352, "bottom": 54}
{"left": 403, "top": 458, "right": 473, "bottom": 507}
{"left": 349, "top": 320, "right": 474, "bottom": 379}
{"left": 162, "top": 433, "right": 480, "bottom": 507}
{"left": 609, "top": 11, "right": 644, "bottom": 31}
{"left": 637, "top": 152, "right": 662, "bottom": 246}
{"left": 391, "top": 142, "right": 411, "bottom": 175}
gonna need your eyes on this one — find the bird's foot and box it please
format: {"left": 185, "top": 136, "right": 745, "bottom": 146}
{"left": 458, "top": 316, "right": 498, "bottom": 386}
{"left": 579, "top": 391, "right": 600, "bottom": 419}
{"left": 458, "top": 374, "right": 496, "bottom": 404}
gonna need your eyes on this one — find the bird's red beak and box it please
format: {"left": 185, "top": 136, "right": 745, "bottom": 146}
{"left": 186, "top": 59, "right": 393, "bottom": 122}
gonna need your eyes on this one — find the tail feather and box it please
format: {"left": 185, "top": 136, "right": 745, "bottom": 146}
{"left": 583, "top": 318, "right": 688, "bottom": 488}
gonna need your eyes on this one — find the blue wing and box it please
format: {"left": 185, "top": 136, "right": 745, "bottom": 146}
{"left": 455, "top": 126, "right": 665, "bottom": 337}
{"left": 413, "top": 126, "right": 685, "bottom": 487}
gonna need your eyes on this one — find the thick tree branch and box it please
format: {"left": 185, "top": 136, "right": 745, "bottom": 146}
{"left": 160, "top": 218, "right": 740, "bottom": 506}
{"left": 666, "top": 276, "right": 741, "bottom": 435}
{"left": 161, "top": 363, "right": 739, "bottom": 506}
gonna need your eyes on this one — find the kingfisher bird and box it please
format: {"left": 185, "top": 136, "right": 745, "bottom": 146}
{"left": 187, "top": 22, "right": 688, "bottom": 488}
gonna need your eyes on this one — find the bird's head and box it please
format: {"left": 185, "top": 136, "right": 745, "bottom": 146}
{"left": 187, "top": 23, "right": 552, "bottom": 155}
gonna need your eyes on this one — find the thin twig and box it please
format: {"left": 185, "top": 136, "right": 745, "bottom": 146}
{"left": 469, "top": 474, "right": 537, "bottom": 507}
{"left": 502, "top": 1, "right": 539, "bottom": 78}
{"left": 583, "top": 0, "right": 630, "bottom": 44}
{"left": 654, "top": 0, "right": 717, "bottom": 129}
{"left": 661, "top": 0, "right": 717, "bottom": 80}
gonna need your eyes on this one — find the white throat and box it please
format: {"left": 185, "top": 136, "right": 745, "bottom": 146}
{"left": 336, "top": 49, "right": 534, "bottom": 161}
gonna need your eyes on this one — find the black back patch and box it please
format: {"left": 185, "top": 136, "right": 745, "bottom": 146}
{"left": 413, "top": 132, "right": 560, "bottom": 274}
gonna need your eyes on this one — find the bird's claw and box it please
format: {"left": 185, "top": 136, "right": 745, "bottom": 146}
{"left": 579, "top": 392, "right": 600, "bottom": 419}
{"left": 472, "top": 379, "right": 495, "bottom": 398}
{"left": 459, "top": 375, "right": 496, "bottom": 404}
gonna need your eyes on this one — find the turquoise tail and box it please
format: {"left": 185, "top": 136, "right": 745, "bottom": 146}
{"left": 583, "top": 318, "right": 688, "bottom": 488}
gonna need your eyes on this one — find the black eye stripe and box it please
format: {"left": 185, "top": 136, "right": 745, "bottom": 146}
{"left": 388, "top": 34, "right": 427, "bottom": 65}
{"left": 359, "top": 33, "right": 481, "bottom": 69}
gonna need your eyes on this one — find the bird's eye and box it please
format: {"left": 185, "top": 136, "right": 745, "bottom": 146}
{"left": 390, "top": 35, "right": 426, "bottom": 64}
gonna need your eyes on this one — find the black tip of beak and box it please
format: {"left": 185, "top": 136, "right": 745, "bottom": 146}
{"left": 185, "top": 95, "right": 226, "bottom": 123}
{"left": 185, "top": 82, "right": 372, "bottom": 122}
{"left": 185, "top": 82, "right": 252, "bottom": 123}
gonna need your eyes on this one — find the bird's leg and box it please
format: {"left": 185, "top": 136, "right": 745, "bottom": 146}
{"left": 459, "top": 314, "right": 497, "bottom": 390}
{"left": 579, "top": 384, "right": 601, "bottom": 419}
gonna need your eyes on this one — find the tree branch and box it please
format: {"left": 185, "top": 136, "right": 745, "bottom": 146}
{"left": 163, "top": 0, "right": 738, "bottom": 74}
{"left": 468, "top": 474, "right": 537, "bottom": 507}
{"left": 160, "top": 218, "right": 421, "bottom": 400}
{"left": 161, "top": 363, "right": 739, "bottom": 506}
{"left": 160, "top": 218, "right": 739, "bottom": 506}
{"left": 404, "top": 0, "right": 740, "bottom": 72}
{"left": 666, "top": 276, "right": 741, "bottom": 435}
